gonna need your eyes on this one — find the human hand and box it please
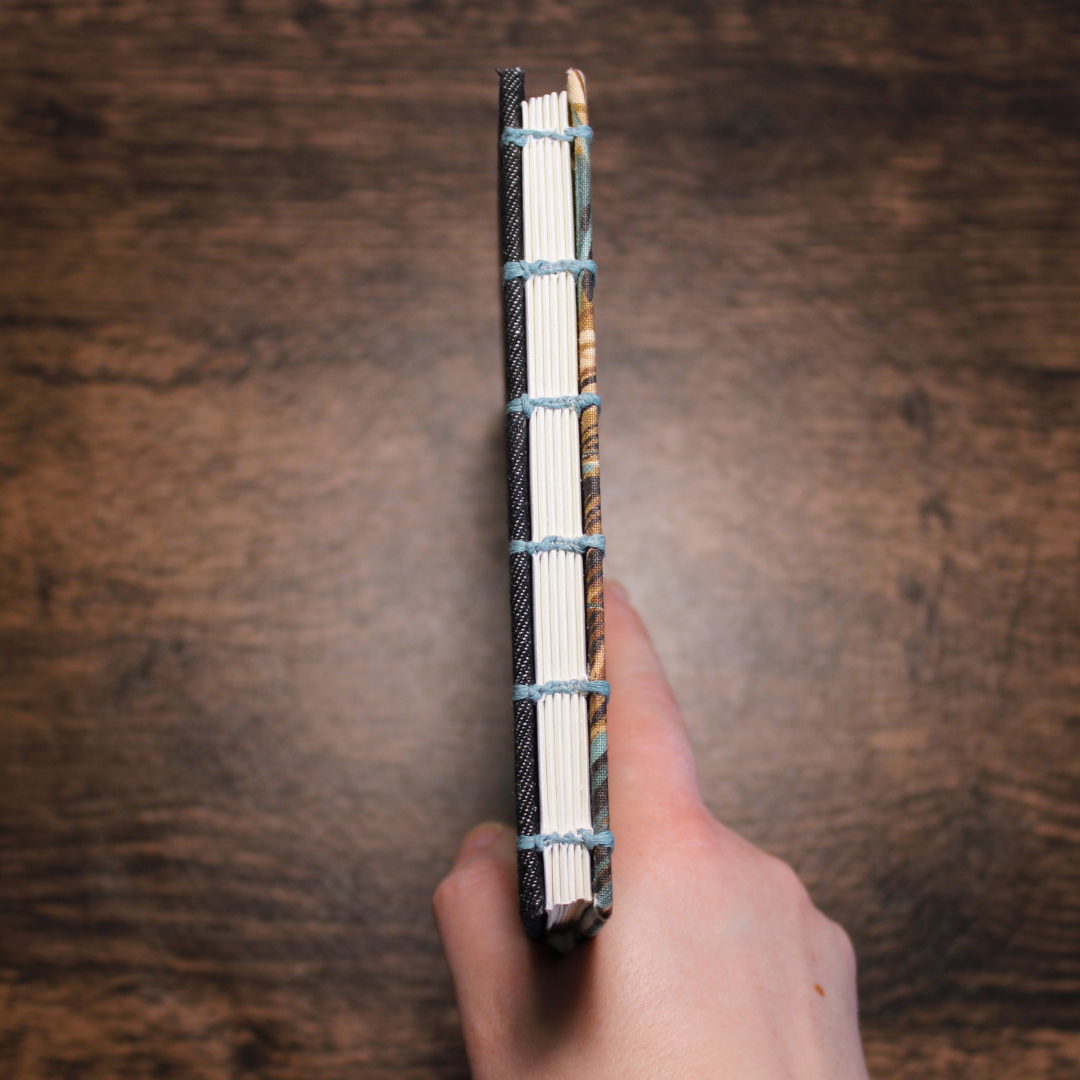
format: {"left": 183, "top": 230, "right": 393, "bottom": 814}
{"left": 434, "top": 583, "right": 868, "bottom": 1079}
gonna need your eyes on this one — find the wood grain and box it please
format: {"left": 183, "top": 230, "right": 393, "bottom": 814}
{"left": 1, "top": 1, "right": 1078, "bottom": 1076}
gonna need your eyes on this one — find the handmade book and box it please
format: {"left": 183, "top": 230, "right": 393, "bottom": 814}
{"left": 499, "top": 68, "right": 611, "bottom": 949}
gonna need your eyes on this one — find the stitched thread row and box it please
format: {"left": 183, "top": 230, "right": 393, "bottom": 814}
{"left": 513, "top": 679, "right": 611, "bottom": 702}
{"left": 517, "top": 828, "right": 614, "bottom": 853}
{"left": 503, "top": 258, "right": 597, "bottom": 282}
{"left": 500, "top": 124, "right": 593, "bottom": 148}
{"left": 509, "top": 534, "right": 605, "bottom": 556}
{"left": 506, "top": 392, "right": 601, "bottom": 418}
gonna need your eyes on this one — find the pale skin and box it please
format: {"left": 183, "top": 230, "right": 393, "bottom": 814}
{"left": 434, "top": 581, "right": 869, "bottom": 1080}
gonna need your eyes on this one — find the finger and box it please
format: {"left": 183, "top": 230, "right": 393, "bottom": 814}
{"left": 432, "top": 823, "right": 533, "bottom": 1032}
{"left": 605, "top": 580, "right": 702, "bottom": 821}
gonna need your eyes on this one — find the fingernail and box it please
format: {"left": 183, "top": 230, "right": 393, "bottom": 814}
{"left": 458, "top": 822, "right": 506, "bottom": 858}
{"left": 606, "top": 579, "right": 629, "bottom": 604}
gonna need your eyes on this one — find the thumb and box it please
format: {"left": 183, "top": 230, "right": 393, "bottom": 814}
{"left": 605, "top": 581, "right": 702, "bottom": 823}
{"left": 433, "top": 823, "right": 534, "bottom": 1035}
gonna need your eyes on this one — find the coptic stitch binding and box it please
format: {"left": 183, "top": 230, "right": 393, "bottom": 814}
{"left": 500, "top": 66, "right": 611, "bottom": 943}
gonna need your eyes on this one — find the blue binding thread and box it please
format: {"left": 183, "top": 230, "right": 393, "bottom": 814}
{"left": 504, "top": 259, "right": 597, "bottom": 282}
{"left": 506, "top": 392, "right": 600, "bottom": 418}
{"left": 501, "top": 125, "right": 593, "bottom": 148}
{"left": 513, "top": 679, "right": 611, "bottom": 702}
{"left": 517, "top": 828, "right": 614, "bottom": 853}
{"left": 509, "top": 534, "right": 605, "bottom": 556}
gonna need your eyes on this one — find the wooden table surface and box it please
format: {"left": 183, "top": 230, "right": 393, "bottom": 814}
{"left": 2, "top": 2, "right": 1078, "bottom": 1076}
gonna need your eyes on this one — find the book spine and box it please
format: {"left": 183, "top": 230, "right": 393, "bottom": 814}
{"left": 568, "top": 69, "right": 612, "bottom": 930}
{"left": 499, "top": 68, "right": 546, "bottom": 940}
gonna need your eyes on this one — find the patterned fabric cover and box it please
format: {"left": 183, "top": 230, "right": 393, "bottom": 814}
{"left": 568, "top": 68, "right": 612, "bottom": 933}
